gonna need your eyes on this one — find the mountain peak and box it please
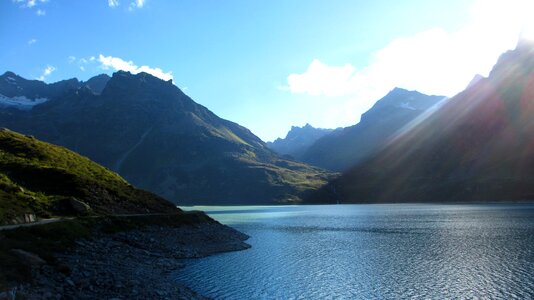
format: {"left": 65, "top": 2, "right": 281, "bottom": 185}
{"left": 87, "top": 74, "right": 110, "bottom": 80}
{"left": 83, "top": 74, "right": 110, "bottom": 94}
{"left": 466, "top": 74, "right": 485, "bottom": 89}
{"left": 387, "top": 87, "right": 426, "bottom": 98}
{"left": 369, "top": 88, "right": 443, "bottom": 113}
{"left": 108, "top": 71, "right": 176, "bottom": 92}
{"left": 489, "top": 41, "right": 534, "bottom": 81}
{"left": 390, "top": 87, "right": 410, "bottom": 93}
{"left": 1, "top": 71, "right": 18, "bottom": 78}
{"left": 268, "top": 124, "right": 334, "bottom": 158}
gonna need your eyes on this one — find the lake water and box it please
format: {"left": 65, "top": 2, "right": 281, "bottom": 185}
{"left": 176, "top": 204, "right": 534, "bottom": 299}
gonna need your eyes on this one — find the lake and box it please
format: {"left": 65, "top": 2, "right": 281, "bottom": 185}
{"left": 176, "top": 204, "right": 534, "bottom": 299}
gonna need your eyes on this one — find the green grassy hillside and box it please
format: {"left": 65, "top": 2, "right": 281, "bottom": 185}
{"left": 0, "top": 128, "right": 178, "bottom": 225}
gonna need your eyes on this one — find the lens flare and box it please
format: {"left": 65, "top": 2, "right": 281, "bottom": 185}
{"left": 521, "top": 22, "right": 534, "bottom": 41}
{"left": 518, "top": 1, "right": 534, "bottom": 41}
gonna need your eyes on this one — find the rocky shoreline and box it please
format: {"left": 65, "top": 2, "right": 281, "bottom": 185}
{"left": 1, "top": 219, "right": 250, "bottom": 300}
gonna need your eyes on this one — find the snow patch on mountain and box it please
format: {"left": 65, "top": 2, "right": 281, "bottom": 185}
{"left": 0, "top": 94, "right": 48, "bottom": 110}
{"left": 5, "top": 77, "right": 17, "bottom": 85}
{"left": 398, "top": 102, "right": 417, "bottom": 110}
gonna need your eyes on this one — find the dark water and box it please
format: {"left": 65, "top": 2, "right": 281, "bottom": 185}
{"left": 176, "top": 204, "right": 534, "bottom": 299}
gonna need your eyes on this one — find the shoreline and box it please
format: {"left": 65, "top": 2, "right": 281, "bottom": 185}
{"left": 1, "top": 217, "right": 250, "bottom": 299}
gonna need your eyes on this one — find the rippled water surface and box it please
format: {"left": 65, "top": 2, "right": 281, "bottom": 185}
{"left": 176, "top": 204, "right": 534, "bottom": 299}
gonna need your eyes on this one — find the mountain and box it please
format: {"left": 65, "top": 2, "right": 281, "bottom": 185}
{"left": 301, "top": 88, "right": 445, "bottom": 171}
{"left": 0, "top": 72, "right": 110, "bottom": 104}
{"left": 0, "top": 128, "right": 179, "bottom": 225}
{"left": 310, "top": 40, "right": 534, "bottom": 203}
{"left": 81, "top": 74, "right": 111, "bottom": 94}
{"left": 0, "top": 71, "right": 333, "bottom": 205}
{"left": 267, "top": 124, "right": 334, "bottom": 159}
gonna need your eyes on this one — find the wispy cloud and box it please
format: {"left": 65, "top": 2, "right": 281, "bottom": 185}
{"left": 27, "top": 38, "right": 37, "bottom": 45}
{"left": 98, "top": 54, "right": 173, "bottom": 81}
{"left": 37, "top": 65, "right": 56, "bottom": 81}
{"left": 68, "top": 55, "right": 95, "bottom": 72}
{"left": 279, "top": 0, "right": 534, "bottom": 128}
{"left": 12, "top": 0, "right": 48, "bottom": 10}
{"left": 108, "top": 0, "right": 146, "bottom": 10}
{"left": 36, "top": 8, "right": 45, "bottom": 15}
{"left": 108, "top": 0, "right": 119, "bottom": 8}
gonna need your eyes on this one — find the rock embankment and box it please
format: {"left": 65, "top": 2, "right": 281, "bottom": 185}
{"left": 3, "top": 221, "right": 250, "bottom": 300}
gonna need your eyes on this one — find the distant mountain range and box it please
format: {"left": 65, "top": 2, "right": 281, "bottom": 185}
{"left": 267, "top": 124, "right": 335, "bottom": 159}
{"left": 271, "top": 88, "right": 445, "bottom": 171}
{"left": 310, "top": 40, "right": 534, "bottom": 203}
{"left": 0, "top": 71, "right": 334, "bottom": 205}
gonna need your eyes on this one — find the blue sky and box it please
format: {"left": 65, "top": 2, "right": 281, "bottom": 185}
{"left": 1, "top": 0, "right": 531, "bottom": 141}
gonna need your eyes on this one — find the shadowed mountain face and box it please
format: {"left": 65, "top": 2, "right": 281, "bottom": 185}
{"left": 267, "top": 124, "right": 334, "bottom": 159}
{"left": 311, "top": 41, "right": 534, "bottom": 203}
{"left": 301, "top": 88, "right": 445, "bottom": 171}
{"left": 0, "top": 71, "right": 333, "bottom": 205}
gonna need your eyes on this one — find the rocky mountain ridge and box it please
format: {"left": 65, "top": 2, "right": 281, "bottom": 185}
{"left": 0, "top": 71, "right": 333, "bottom": 205}
{"left": 300, "top": 88, "right": 445, "bottom": 171}
{"left": 267, "top": 123, "right": 335, "bottom": 159}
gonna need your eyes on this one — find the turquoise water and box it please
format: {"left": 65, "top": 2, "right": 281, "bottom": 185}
{"left": 176, "top": 204, "right": 534, "bottom": 299}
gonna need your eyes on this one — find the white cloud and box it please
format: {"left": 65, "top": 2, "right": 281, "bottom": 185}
{"left": 36, "top": 9, "right": 45, "bottom": 15}
{"left": 281, "top": 59, "right": 356, "bottom": 97}
{"left": 279, "top": 0, "right": 534, "bottom": 128}
{"left": 80, "top": 66, "right": 86, "bottom": 72}
{"left": 128, "top": 0, "right": 145, "bottom": 10}
{"left": 68, "top": 55, "right": 76, "bottom": 63}
{"left": 37, "top": 65, "right": 56, "bottom": 81}
{"left": 108, "top": 0, "right": 119, "bottom": 7}
{"left": 98, "top": 54, "right": 173, "bottom": 81}
{"left": 27, "top": 38, "right": 37, "bottom": 45}
{"left": 134, "top": 0, "right": 145, "bottom": 8}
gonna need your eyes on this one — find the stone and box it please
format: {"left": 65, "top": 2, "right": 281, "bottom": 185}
{"left": 23, "top": 214, "right": 36, "bottom": 223}
{"left": 10, "top": 249, "right": 46, "bottom": 266}
{"left": 0, "top": 291, "right": 14, "bottom": 300}
{"left": 69, "top": 198, "right": 92, "bottom": 214}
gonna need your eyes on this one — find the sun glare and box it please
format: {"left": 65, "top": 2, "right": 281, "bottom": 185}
{"left": 520, "top": 20, "right": 534, "bottom": 41}
{"left": 471, "top": 0, "right": 534, "bottom": 44}
{"left": 517, "top": 1, "right": 534, "bottom": 41}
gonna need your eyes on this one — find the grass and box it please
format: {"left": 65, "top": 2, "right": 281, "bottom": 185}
{"left": 0, "top": 128, "right": 178, "bottom": 225}
{"left": 236, "top": 155, "right": 338, "bottom": 202}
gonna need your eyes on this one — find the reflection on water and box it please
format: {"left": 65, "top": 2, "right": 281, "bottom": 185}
{"left": 176, "top": 204, "right": 534, "bottom": 299}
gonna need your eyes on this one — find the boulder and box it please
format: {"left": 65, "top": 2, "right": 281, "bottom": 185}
{"left": 69, "top": 198, "right": 91, "bottom": 214}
